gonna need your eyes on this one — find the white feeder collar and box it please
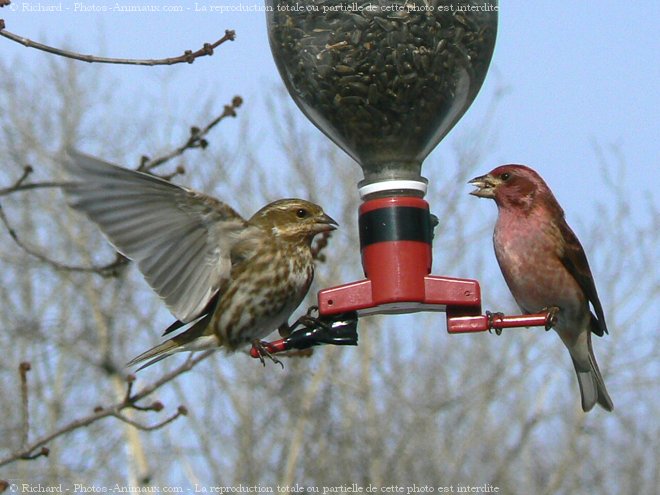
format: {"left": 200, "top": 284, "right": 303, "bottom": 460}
{"left": 358, "top": 180, "right": 428, "bottom": 198}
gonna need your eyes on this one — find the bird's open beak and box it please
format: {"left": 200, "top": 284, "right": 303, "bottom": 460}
{"left": 468, "top": 174, "right": 498, "bottom": 199}
{"left": 315, "top": 213, "right": 338, "bottom": 233}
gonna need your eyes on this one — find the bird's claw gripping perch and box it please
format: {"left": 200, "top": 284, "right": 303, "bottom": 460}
{"left": 542, "top": 306, "right": 560, "bottom": 330}
{"left": 486, "top": 311, "right": 505, "bottom": 335}
{"left": 250, "top": 310, "right": 359, "bottom": 360}
{"left": 251, "top": 340, "right": 284, "bottom": 368}
{"left": 289, "top": 306, "right": 333, "bottom": 334}
{"left": 278, "top": 305, "right": 325, "bottom": 337}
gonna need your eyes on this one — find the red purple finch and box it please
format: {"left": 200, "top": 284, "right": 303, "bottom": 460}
{"left": 64, "top": 150, "right": 337, "bottom": 369}
{"left": 469, "top": 165, "right": 613, "bottom": 412}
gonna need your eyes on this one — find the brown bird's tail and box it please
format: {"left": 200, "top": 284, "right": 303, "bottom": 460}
{"left": 127, "top": 313, "right": 219, "bottom": 371}
{"left": 571, "top": 334, "right": 614, "bottom": 412}
{"left": 127, "top": 339, "right": 183, "bottom": 371}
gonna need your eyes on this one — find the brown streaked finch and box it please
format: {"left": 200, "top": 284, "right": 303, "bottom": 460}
{"left": 63, "top": 150, "right": 337, "bottom": 369}
{"left": 469, "top": 165, "right": 613, "bottom": 412}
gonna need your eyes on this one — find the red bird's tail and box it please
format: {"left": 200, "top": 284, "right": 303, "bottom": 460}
{"left": 571, "top": 334, "right": 614, "bottom": 412}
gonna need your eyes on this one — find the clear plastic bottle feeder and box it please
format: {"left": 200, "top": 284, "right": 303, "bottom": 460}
{"left": 256, "top": 0, "right": 555, "bottom": 353}
{"left": 266, "top": 0, "right": 498, "bottom": 193}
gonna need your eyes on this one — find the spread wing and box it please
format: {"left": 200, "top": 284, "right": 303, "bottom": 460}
{"left": 64, "top": 149, "right": 255, "bottom": 323}
{"left": 557, "top": 218, "right": 608, "bottom": 336}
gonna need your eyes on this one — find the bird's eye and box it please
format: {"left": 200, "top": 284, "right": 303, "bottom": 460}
{"left": 500, "top": 172, "right": 511, "bottom": 181}
{"left": 296, "top": 208, "right": 308, "bottom": 219}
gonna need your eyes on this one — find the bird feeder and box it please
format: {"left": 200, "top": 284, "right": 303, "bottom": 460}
{"left": 254, "top": 0, "right": 555, "bottom": 357}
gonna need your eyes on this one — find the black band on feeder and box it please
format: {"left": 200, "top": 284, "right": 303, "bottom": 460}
{"left": 359, "top": 206, "right": 432, "bottom": 248}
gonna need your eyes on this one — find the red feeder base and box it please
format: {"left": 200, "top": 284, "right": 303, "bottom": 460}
{"left": 318, "top": 195, "right": 481, "bottom": 318}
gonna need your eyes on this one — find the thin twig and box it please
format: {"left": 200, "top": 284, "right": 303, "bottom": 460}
{"left": 0, "top": 22, "right": 236, "bottom": 66}
{"left": 19, "top": 362, "right": 31, "bottom": 449}
{"left": 12, "top": 165, "right": 33, "bottom": 188}
{"left": 113, "top": 405, "right": 188, "bottom": 432}
{"left": 159, "top": 165, "right": 187, "bottom": 181}
{"left": 0, "top": 180, "right": 67, "bottom": 198}
{"left": 123, "top": 374, "right": 136, "bottom": 402}
{"left": 0, "top": 350, "right": 214, "bottom": 468}
{"left": 140, "top": 95, "right": 244, "bottom": 171}
{"left": 20, "top": 447, "right": 49, "bottom": 461}
{"left": 130, "top": 402, "right": 163, "bottom": 412}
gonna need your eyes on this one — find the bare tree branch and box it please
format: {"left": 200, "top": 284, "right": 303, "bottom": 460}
{"left": 0, "top": 96, "right": 243, "bottom": 276}
{"left": 139, "top": 95, "right": 244, "bottom": 171}
{"left": 0, "top": 202, "right": 129, "bottom": 275}
{"left": 0, "top": 350, "right": 214, "bottom": 468}
{"left": 0, "top": 21, "right": 236, "bottom": 66}
{"left": 0, "top": 95, "right": 242, "bottom": 198}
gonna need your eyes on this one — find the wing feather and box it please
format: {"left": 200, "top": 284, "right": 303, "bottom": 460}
{"left": 64, "top": 149, "right": 254, "bottom": 322}
{"left": 557, "top": 218, "right": 608, "bottom": 336}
